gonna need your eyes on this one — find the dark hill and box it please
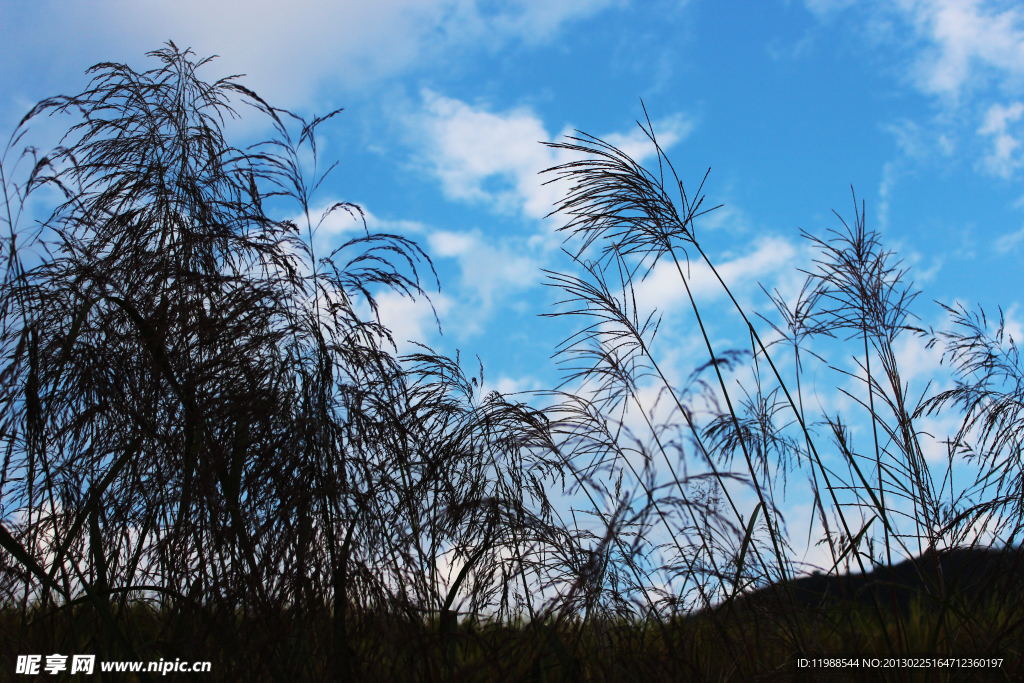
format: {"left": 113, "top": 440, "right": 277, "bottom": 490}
{"left": 730, "top": 546, "right": 1024, "bottom": 615}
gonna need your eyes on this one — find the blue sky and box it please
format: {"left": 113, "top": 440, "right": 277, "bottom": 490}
{"left": 4, "top": 0, "right": 1024, "bottom": 577}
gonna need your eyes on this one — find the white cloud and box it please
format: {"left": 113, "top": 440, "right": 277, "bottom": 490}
{"left": 274, "top": 202, "right": 446, "bottom": 352}
{"left": 892, "top": 325, "right": 946, "bottom": 386}
{"left": 312, "top": 221, "right": 541, "bottom": 345}
{"left": 803, "top": 0, "right": 1024, "bottom": 101}
{"left": 411, "top": 93, "right": 563, "bottom": 219}
{"left": 426, "top": 228, "right": 541, "bottom": 318}
{"left": 408, "top": 91, "right": 695, "bottom": 220}
{"left": 632, "top": 237, "right": 799, "bottom": 315}
{"left": 914, "top": 412, "right": 962, "bottom": 463}
{"left": 602, "top": 113, "right": 696, "bottom": 164}
{"left": 803, "top": 0, "right": 860, "bottom": 15}
{"left": 806, "top": 1, "right": 1024, "bottom": 179}
{"left": 373, "top": 289, "right": 453, "bottom": 353}
{"left": 283, "top": 203, "right": 433, "bottom": 281}
{"left": 492, "top": 374, "right": 544, "bottom": 396}
{"left": 0, "top": 0, "right": 620, "bottom": 114}
{"left": 937, "top": 133, "right": 957, "bottom": 154}
{"left": 1002, "top": 302, "right": 1024, "bottom": 342}
{"left": 691, "top": 202, "right": 751, "bottom": 235}
{"left": 893, "top": 0, "right": 1024, "bottom": 101}
{"left": 878, "top": 160, "right": 897, "bottom": 231}
{"left": 429, "top": 230, "right": 478, "bottom": 258}
{"left": 278, "top": 209, "right": 541, "bottom": 355}
{"left": 977, "top": 101, "right": 1024, "bottom": 177}
{"left": 994, "top": 224, "right": 1024, "bottom": 252}
{"left": 288, "top": 201, "right": 373, "bottom": 254}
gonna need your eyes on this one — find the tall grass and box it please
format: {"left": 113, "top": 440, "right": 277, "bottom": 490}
{"left": 0, "top": 45, "right": 1021, "bottom": 682}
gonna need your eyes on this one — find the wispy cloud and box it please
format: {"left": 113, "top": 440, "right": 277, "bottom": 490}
{"left": 994, "top": 224, "right": 1024, "bottom": 252}
{"left": 878, "top": 160, "right": 898, "bottom": 231}
{"left": 892, "top": 0, "right": 1024, "bottom": 102}
{"left": 977, "top": 100, "right": 1024, "bottom": 177}
{"left": 807, "top": 1, "right": 1024, "bottom": 178}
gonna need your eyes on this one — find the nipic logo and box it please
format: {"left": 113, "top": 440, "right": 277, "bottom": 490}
{"left": 16, "top": 655, "right": 96, "bottom": 675}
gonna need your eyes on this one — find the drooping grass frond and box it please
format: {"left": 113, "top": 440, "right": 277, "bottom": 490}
{"left": 542, "top": 108, "right": 720, "bottom": 269}
{"left": 920, "top": 304, "right": 1024, "bottom": 537}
